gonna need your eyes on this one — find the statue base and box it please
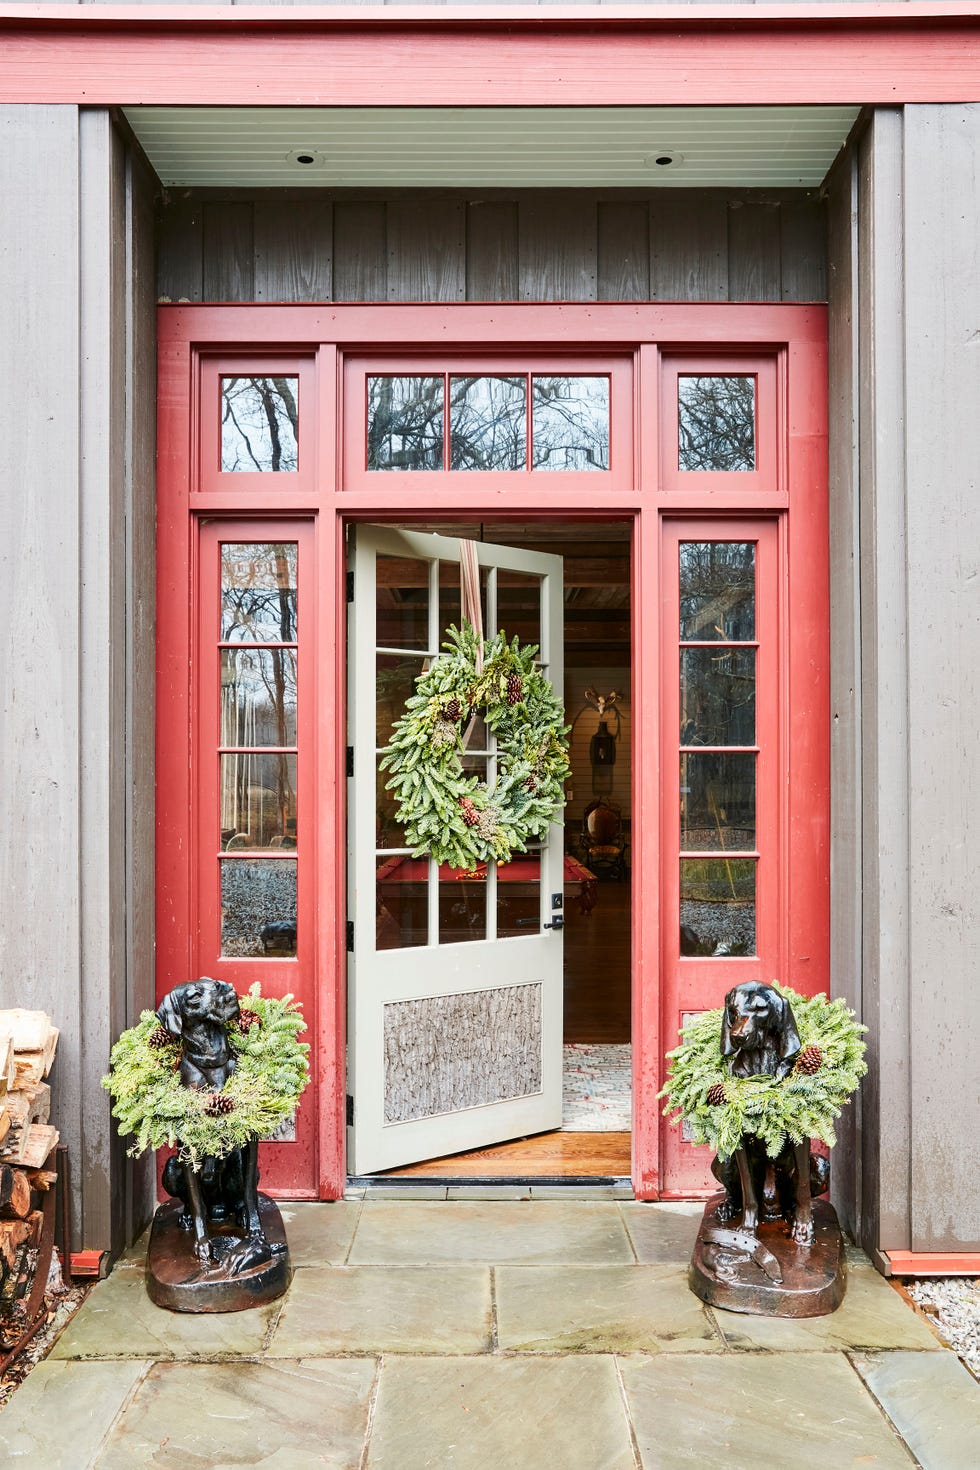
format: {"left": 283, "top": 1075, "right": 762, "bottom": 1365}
{"left": 146, "top": 1194, "right": 290, "bottom": 1313}
{"left": 690, "top": 1193, "right": 846, "bottom": 1318}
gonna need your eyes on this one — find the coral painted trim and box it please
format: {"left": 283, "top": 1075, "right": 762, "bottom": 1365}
{"left": 886, "top": 1251, "right": 980, "bottom": 1276}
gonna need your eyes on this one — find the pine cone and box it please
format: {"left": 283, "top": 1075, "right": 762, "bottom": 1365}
{"left": 459, "top": 796, "right": 480, "bottom": 828}
{"left": 706, "top": 1082, "right": 727, "bottom": 1106}
{"left": 506, "top": 673, "right": 523, "bottom": 706}
{"left": 443, "top": 697, "right": 463, "bottom": 722}
{"left": 238, "top": 1008, "right": 261, "bottom": 1033}
{"left": 796, "top": 1044, "right": 823, "bottom": 1075}
{"left": 205, "top": 1092, "right": 235, "bottom": 1117}
{"left": 147, "top": 1026, "right": 174, "bottom": 1051}
{"left": 524, "top": 776, "right": 538, "bottom": 793}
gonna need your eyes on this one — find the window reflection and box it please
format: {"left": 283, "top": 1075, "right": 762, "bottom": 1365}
{"left": 680, "top": 858, "right": 756, "bottom": 956}
{"left": 532, "top": 376, "right": 609, "bottom": 471}
{"left": 221, "top": 858, "right": 297, "bottom": 956}
{"left": 368, "top": 377, "right": 444, "bottom": 470}
{"left": 678, "top": 375, "right": 755, "bottom": 472}
{"left": 221, "top": 544, "right": 298, "bottom": 643}
{"left": 220, "top": 753, "right": 297, "bottom": 851}
{"left": 680, "top": 648, "right": 755, "bottom": 746}
{"left": 221, "top": 648, "right": 297, "bottom": 747}
{"left": 679, "top": 543, "right": 755, "bottom": 641}
{"left": 221, "top": 377, "right": 298, "bottom": 473}
{"left": 449, "top": 376, "right": 526, "bottom": 470}
{"left": 680, "top": 753, "right": 756, "bottom": 851}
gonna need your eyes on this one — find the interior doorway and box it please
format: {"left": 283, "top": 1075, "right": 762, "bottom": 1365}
{"left": 356, "top": 520, "right": 633, "bottom": 1182}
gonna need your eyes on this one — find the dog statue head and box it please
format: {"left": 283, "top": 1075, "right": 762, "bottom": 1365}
{"left": 720, "top": 981, "right": 801, "bottom": 1080}
{"left": 156, "top": 977, "right": 240, "bottom": 1038}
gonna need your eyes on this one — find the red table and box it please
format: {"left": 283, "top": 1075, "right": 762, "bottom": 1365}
{"left": 375, "top": 852, "right": 598, "bottom": 915}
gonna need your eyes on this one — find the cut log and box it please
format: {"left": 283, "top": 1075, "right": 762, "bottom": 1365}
{"left": 0, "top": 1167, "right": 31, "bottom": 1220}
{"left": 0, "top": 1010, "right": 54, "bottom": 1053}
{"left": 12, "top": 1052, "right": 46, "bottom": 1092}
{"left": 0, "top": 1035, "right": 13, "bottom": 1093}
{"left": 0, "top": 1095, "right": 32, "bottom": 1163}
{"left": 29, "top": 1081, "right": 51, "bottom": 1125}
{"left": 24, "top": 1168, "right": 57, "bottom": 1193}
{"left": 0, "top": 1218, "right": 31, "bottom": 1274}
{"left": 0, "top": 1109, "right": 9, "bottom": 1147}
{"left": 19, "top": 1124, "right": 59, "bottom": 1169}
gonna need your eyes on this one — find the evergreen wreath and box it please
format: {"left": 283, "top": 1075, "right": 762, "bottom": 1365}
{"left": 102, "top": 984, "right": 309, "bottom": 1169}
{"left": 380, "top": 620, "right": 570, "bottom": 869}
{"left": 659, "top": 984, "right": 867, "bottom": 1160}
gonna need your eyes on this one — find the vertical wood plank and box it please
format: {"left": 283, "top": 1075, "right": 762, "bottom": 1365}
{"left": 466, "top": 200, "right": 518, "bottom": 302}
{"left": 333, "top": 201, "right": 387, "bottom": 301}
{"left": 903, "top": 104, "right": 980, "bottom": 1253}
{"left": 597, "top": 201, "right": 650, "bottom": 301}
{"left": 157, "top": 195, "right": 204, "bottom": 302}
{"left": 518, "top": 197, "right": 597, "bottom": 302}
{"left": 387, "top": 198, "right": 465, "bottom": 302}
{"left": 254, "top": 198, "right": 333, "bottom": 302}
{"left": 780, "top": 199, "right": 828, "bottom": 301}
{"left": 0, "top": 103, "right": 83, "bottom": 1228}
{"left": 202, "top": 200, "right": 254, "bottom": 301}
{"left": 649, "top": 196, "right": 728, "bottom": 301}
{"left": 728, "top": 200, "right": 781, "bottom": 301}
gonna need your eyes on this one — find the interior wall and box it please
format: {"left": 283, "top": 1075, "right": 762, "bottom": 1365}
{"left": 158, "top": 189, "right": 827, "bottom": 304}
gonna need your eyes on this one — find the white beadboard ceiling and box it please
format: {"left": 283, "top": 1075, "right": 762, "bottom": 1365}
{"left": 124, "top": 106, "right": 858, "bottom": 189}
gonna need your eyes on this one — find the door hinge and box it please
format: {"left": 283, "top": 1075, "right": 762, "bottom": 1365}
{"left": 346, "top": 569, "right": 354, "bottom": 602}
{"left": 346, "top": 745, "right": 354, "bottom": 778}
{"left": 346, "top": 1094, "right": 354, "bottom": 1126}
{"left": 346, "top": 919, "right": 354, "bottom": 952}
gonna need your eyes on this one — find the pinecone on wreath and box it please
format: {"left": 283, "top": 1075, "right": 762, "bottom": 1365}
{"left": 796, "top": 1044, "right": 823, "bottom": 1075}
{"left": 205, "top": 1092, "right": 235, "bottom": 1117}
{"left": 238, "top": 1007, "right": 261, "bottom": 1033}
{"left": 506, "top": 672, "right": 524, "bottom": 706}
{"left": 706, "top": 1082, "right": 727, "bottom": 1106}
{"left": 459, "top": 796, "right": 480, "bottom": 828}
{"left": 443, "top": 696, "right": 463, "bottom": 722}
{"left": 147, "top": 1026, "right": 173, "bottom": 1051}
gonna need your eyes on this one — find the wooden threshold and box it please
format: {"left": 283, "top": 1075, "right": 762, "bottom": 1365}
{"left": 371, "top": 1131, "right": 631, "bottom": 1180}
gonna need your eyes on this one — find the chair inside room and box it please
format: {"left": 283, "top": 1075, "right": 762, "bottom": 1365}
{"left": 578, "top": 798, "right": 628, "bottom": 881}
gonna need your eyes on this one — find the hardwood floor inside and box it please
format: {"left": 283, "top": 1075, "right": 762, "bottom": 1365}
{"left": 374, "top": 879, "right": 633, "bottom": 1180}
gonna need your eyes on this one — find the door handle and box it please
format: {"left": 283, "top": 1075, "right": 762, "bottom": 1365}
{"left": 543, "top": 915, "right": 564, "bottom": 931}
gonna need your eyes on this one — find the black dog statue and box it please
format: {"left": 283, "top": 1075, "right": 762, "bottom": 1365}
{"left": 155, "top": 978, "right": 284, "bottom": 1280}
{"left": 710, "top": 981, "right": 829, "bottom": 1247}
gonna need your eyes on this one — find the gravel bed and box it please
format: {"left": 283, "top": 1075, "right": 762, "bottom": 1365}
{"left": 905, "top": 1277, "right": 980, "bottom": 1379}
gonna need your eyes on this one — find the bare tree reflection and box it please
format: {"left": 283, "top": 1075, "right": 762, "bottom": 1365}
{"left": 221, "top": 377, "right": 299, "bottom": 472}
{"left": 678, "top": 375, "right": 755, "bottom": 472}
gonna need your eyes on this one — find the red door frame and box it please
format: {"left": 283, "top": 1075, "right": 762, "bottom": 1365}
{"left": 156, "top": 302, "right": 828, "bottom": 1200}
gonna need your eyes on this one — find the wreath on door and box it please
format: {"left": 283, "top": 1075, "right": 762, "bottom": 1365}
{"left": 379, "top": 620, "right": 570, "bottom": 870}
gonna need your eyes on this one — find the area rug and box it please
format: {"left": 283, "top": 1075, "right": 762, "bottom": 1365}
{"left": 562, "top": 1043, "right": 632, "bottom": 1131}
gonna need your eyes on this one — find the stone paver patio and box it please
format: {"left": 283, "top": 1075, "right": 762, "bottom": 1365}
{"left": 1, "top": 1197, "right": 978, "bottom": 1469}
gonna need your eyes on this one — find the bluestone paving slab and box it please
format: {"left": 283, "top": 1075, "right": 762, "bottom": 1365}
{"left": 712, "top": 1268, "right": 942, "bottom": 1352}
{"left": 276, "top": 1200, "right": 361, "bottom": 1265}
{"left": 349, "top": 1199, "right": 634, "bottom": 1265}
{"left": 496, "top": 1263, "right": 724, "bottom": 1353}
{"left": 852, "top": 1350, "right": 980, "bottom": 1470}
{"left": 366, "top": 1354, "right": 635, "bottom": 1469}
{"left": 0, "top": 1359, "right": 149, "bottom": 1465}
{"left": 267, "top": 1265, "right": 492, "bottom": 1356}
{"left": 94, "top": 1358, "right": 377, "bottom": 1470}
{"left": 619, "top": 1202, "right": 705, "bottom": 1264}
{"left": 621, "top": 1352, "right": 917, "bottom": 1469}
{"left": 50, "top": 1265, "right": 277, "bottom": 1359}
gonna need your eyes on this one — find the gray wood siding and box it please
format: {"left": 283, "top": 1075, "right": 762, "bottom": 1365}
{"left": 902, "top": 105, "right": 980, "bottom": 1253}
{"left": 0, "top": 107, "right": 157, "bottom": 1253}
{"left": 159, "top": 192, "right": 827, "bottom": 304}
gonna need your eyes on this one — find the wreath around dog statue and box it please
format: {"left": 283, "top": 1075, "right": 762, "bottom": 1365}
{"left": 660, "top": 982, "right": 866, "bottom": 1318}
{"left": 103, "top": 979, "right": 309, "bottom": 1312}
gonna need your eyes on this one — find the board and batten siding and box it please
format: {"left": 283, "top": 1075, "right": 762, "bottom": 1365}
{"left": 158, "top": 191, "right": 827, "bottom": 304}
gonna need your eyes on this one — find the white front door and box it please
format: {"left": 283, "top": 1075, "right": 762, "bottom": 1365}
{"left": 348, "top": 526, "right": 565, "bottom": 1174}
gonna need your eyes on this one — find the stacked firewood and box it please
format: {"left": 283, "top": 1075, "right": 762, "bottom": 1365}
{"left": 0, "top": 1012, "right": 59, "bottom": 1311}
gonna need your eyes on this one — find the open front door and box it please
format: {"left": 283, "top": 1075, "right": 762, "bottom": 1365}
{"left": 348, "top": 526, "right": 565, "bottom": 1174}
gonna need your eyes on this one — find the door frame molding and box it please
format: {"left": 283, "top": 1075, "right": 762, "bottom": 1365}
{"left": 157, "top": 302, "right": 828, "bottom": 1200}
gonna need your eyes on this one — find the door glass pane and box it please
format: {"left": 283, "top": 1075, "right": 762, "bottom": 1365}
{"left": 680, "top": 648, "right": 755, "bottom": 747}
{"left": 221, "top": 543, "right": 298, "bottom": 642}
{"left": 498, "top": 850, "right": 540, "bottom": 938}
{"left": 438, "top": 559, "right": 487, "bottom": 641}
{"left": 377, "top": 655, "right": 427, "bottom": 746}
{"left": 532, "top": 376, "right": 610, "bottom": 471}
{"left": 679, "top": 543, "right": 755, "bottom": 641}
{"left": 439, "top": 866, "right": 487, "bottom": 944}
{"left": 678, "top": 375, "right": 755, "bottom": 472}
{"left": 221, "top": 648, "right": 297, "bottom": 747}
{"left": 496, "top": 571, "right": 542, "bottom": 650}
{"left": 449, "top": 376, "right": 527, "bottom": 470}
{"left": 376, "top": 856, "right": 427, "bottom": 950}
{"left": 220, "top": 753, "right": 297, "bottom": 850}
{"left": 680, "top": 753, "right": 755, "bottom": 851}
{"left": 367, "top": 376, "right": 444, "bottom": 470}
{"left": 680, "top": 858, "right": 756, "bottom": 956}
{"left": 220, "top": 858, "right": 297, "bottom": 956}
{"left": 377, "top": 555, "right": 431, "bottom": 651}
{"left": 221, "top": 377, "right": 299, "bottom": 473}
{"left": 376, "top": 758, "right": 408, "bottom": 849}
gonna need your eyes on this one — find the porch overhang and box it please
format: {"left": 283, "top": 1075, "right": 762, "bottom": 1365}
{"left": 2, "top": 4, "right": 980, "bottom": 107}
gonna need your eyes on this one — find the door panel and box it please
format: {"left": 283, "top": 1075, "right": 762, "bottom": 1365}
{"left": 348, "top": 526, "right": 564, "bottom": 1174}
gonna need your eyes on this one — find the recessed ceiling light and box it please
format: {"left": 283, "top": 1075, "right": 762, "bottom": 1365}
{"left": 288, "top": 148, "right": 324, "bottom": 168}
{"left": 644, "top": 151, "right": 684, "bottom": 169}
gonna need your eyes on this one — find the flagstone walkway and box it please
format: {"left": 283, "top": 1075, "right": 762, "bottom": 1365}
{"left": 1, "top": 1198, "right": 978, "bottom": 1469}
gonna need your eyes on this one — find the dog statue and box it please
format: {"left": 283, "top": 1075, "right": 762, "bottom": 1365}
{"left": 155, "top": 977, "right": 282, "bottom": 1277}
{"left": 709, "top": 981, "right": 828, "bottom": 1249}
